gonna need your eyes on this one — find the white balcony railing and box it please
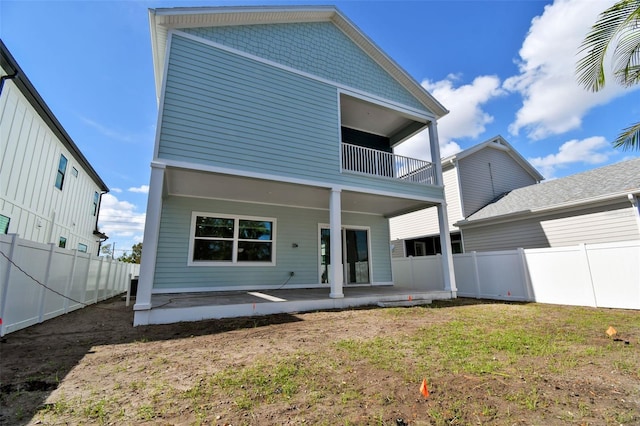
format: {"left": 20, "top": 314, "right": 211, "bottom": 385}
{"left": 341, "top": 142, "right": 436, "bottom": 185}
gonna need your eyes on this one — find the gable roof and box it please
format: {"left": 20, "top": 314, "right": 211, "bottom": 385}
{"left": 442, "top": 135, "right": 543, "bottom": 182}
{"left": 148, "top": 5, "right": 448, "bottom": 118}
{"left": 0, "top": 40, "right": 108, "bottom": 192}
{"left": 457, "top": 157, "right": 640, "bottom": 226}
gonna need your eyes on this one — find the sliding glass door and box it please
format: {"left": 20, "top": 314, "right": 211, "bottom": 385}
{"left": 320, "top": 227, "right": 370, "bottom": 285}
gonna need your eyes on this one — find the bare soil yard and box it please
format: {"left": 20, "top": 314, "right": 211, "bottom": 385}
{"left": 1, "top": 297, "right": 639, "bottom": 425}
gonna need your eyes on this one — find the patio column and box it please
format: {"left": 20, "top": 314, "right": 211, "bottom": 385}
{"left": 134, "top": 162, "right": 165, "bottom": 312}
{"left": 428, "top": 122, "right": 457, "bottom": 293}
{"left": 329, "top": 188, "right": 344, "bottom": 298}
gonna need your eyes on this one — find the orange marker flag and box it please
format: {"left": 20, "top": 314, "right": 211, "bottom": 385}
{"left": 420, "top": 378, "right": 429, "bottom": 398}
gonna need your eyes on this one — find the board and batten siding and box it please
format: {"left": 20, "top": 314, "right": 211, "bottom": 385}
{"left": 458, "top": 149, "right": 539, "bottom": 217}
{"left": 462, "top": 202, "right": 639, "bottom": 252}
{"left": 0, "top": 79, "right": 102, "bottom": 254}
{"left": 183, "top": 22, "right": 425, "bottom": 111}
{"left": 159, "top": 34, "right": 443, "bottom": 201}
{"left": 153, "top": 196, "right": 393, "bottom": 291}
{"left": 389, "top": 164, "right": 462, "bottom": 240}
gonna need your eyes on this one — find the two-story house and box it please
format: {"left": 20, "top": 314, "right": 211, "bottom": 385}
{"left": 390, "top": 136, "right": 543, "bottom": 257}
{"left": 0, "top": 40, "right": 109, "bottom": 255}
{"left": 134, "top": 6, "right": 457, "bottom": 325}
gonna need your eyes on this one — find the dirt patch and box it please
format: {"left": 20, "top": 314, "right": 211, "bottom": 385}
{"left": 1, "top": 297, "right": 639, "bottom": 425}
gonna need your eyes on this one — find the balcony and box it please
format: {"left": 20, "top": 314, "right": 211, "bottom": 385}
{"left": 342, "top": 142, "right": 436, "bottom": 185}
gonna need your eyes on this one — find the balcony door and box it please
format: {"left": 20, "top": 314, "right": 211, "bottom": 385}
{"left": 320, "top": 226, "right": 370, "bottom": 285}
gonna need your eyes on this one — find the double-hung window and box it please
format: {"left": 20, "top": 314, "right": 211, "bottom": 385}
{"left": 189, "top": 213, "right": 275, "bottom": 265}
{"left": 55, "top": 154, "right": 68, "bottom": 190}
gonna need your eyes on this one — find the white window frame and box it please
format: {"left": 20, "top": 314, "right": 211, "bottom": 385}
{"left": 188, "top": 212, "right": 277, "bottom": 267}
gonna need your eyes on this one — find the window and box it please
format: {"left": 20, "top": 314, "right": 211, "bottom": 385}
{"left": 59, "top": 237, "right": 67, "bottom": 248}
{"left": 78, "top": 243, "right": 88, "bottom": 253}
{"left": 0, "top": 214, "right": 9, "bottom": 234}
{"left": 190, "top": 213, "right": 275, "bottom": 265}
{"left": 93, "top": 192, "right": 99, "bottom": 216}
{"left": 55, "top": 154, "right": 68, "bottom": 190}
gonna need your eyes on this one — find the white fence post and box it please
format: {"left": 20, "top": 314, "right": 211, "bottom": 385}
{"left": 94, "top": 257, "right": 105, "bottom": 304}
{"left": 579, "top": 243, "right": 598, "bottom": 307}
{"left": 38, "top": 243, "right": 56, "bottom": 323}
{"left": 63, "top": 249, "right": 79, "bottom": 314}
{"left": 0, "top": 234, "right": 19, "bottom": 337}
{"left": 81, "top": 255, "right": 92, "bottom": 304}
{"left": 471, "top": 251, "right": 481, "bottom": 298}
{"left": 518, "top": 248, "right": 533, "bottom": 301}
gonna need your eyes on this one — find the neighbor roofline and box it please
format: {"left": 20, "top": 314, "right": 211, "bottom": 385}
{"left": 0, "top": 39, "right": 109, "bottom": 192}
{"left": 148, "top": 5, "right": 448, "bottom": 119}
{"left": 455, "top": 189, "right": 640, "bottom": 229}
{"left": 442, "top": 135, "right": 544, "bottom": 182}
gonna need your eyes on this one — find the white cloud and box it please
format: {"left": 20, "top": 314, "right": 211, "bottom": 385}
{"left": 423, "top": 74, "right": 505, "bottom": 143}
{"left": 80, "top": 116, "right": 137, "bottom": 143}
{"left": 98, "top": 193, "right": 146, "bottom": 239}
{"left": 111, "top": 187, "right": 123, "bottom": 193}
{"left": 128, "top": 185, "right": 149, "bottom": 194}
{"left": 527, "top": 136, "right": 611, "bottom": 178}
{"left": 394, "top": 74, "right": 502, "bottom": 161}
{"left": 505, "top": 0, "right": 631, "bottom": 140}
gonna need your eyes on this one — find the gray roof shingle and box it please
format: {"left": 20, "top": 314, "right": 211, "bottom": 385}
{"left": 463, "top": 157, "right": 640, "bottom": 222}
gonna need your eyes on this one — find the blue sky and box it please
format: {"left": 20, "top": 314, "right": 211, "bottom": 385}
{"left": 2, "top": 0, "right": 639, "bottom": 256}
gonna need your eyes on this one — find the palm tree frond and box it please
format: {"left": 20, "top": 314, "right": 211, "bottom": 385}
{"left": 612, "top": 121, "right": 640, "bottom": 150}
{"left": 612, "top": 23, "right": 640, "bottom": 86}
{"left": 576, "top": 0, "right": 640, "bottom": 92}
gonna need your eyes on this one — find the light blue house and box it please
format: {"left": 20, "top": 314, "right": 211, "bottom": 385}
{"left": 134, "top": 5, "right": 457, "bottom": 325}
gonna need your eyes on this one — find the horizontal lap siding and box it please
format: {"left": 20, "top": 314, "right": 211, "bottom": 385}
{"left": 541, "top": 203, "right": 638, "bottom": 246}
{"left": 158, "top": 35, "right": 339, "bottom": 182}
{"left": 462, "top": 203, "right": 638, "bottom": 252}
{"left": 459, "top": 150, "right": 538, "bottom": 217}
{"left": 154, "top": 197, "right": 392, "bottom": 290}
{"left": 184, "top": 23, "right": 425, "bottom": 111}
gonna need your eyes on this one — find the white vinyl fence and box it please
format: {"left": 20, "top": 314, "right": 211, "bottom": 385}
{"left": 392, "top": 240, "right": 640, "bottom": 310}
{"left": 0, "top": 234, "right": 137, "bottom": 336}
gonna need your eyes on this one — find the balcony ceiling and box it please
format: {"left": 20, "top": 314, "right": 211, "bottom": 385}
{"left": 164, "top": 167, "right": 434, "bottom": 217}
{"left": 340, "top": 95, "right": 425, "bottom": 140}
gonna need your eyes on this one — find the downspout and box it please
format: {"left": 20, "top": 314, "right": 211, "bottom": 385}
{"left": 0, "top": 72, "right": 17, "bottom": 96}
{"left": 93, "top": 191, "right": 109, "bottom": 256}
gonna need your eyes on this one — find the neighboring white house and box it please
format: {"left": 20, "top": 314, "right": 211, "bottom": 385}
{"left": 135, "top": 5, "right": 458, "bottom": 325}
{"left": 455, "top": 157, "right": 640, "bottom": 252}
{"left": 0, "top": 40, "right": 109, "bottom": 255}
{"left": 390, "top": 136, "right": 543, "bottom": 257}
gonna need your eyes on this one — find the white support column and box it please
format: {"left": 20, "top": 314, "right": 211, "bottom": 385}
{"left": 329, "top": 188, "right": 344, "bottom": 298}
{"left": 428, "top": 122, "right": 457, "bottom": 293}
{"left": 134, "top": 163, "right": 166, "bottom": 311}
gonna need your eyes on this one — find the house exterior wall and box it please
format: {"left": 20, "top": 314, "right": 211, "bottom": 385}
{"left": 158, "top": 33, "right": 441, "bottom": 200}
{"left": 458, "top": 148, "right": 539, "bottom": 217}
{"left": 389, "top": 164, "right": 462, "bottom": 241}
{"left": 462, "top": 201, "right": 638, "bottom": 252}
{"left": 0, "top": 73, "right": 103, "bottom": 254}
{"left": 152, "top": 196, "right": 392, "bottom": 291}
{"left": 182, "top": 22, "right": 425, "bottom": 111}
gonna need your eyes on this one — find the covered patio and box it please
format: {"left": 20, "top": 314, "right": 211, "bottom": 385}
{"left": 133, "top": 286, "right": 455, "bottom": 325}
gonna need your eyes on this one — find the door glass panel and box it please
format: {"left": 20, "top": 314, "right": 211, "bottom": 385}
{"left": 345, "top": 229, "right": 369, "bottom": 284}
{"left": 320, "top": 228, "right": 331, "bottom": 283}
